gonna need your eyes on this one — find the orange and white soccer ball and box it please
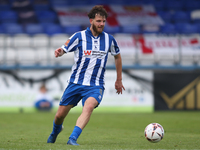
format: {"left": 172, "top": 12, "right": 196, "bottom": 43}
{"left": 144, "top": 123, "right": 164, "bottom": 143}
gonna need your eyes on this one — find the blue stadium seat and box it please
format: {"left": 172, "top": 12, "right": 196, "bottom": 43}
{"left": 0, "top": 25, "right": 5, "bottom": 34}
{"left": 121, "top": 25, "right": 141, "bottom": 34}
{"left": 35, "top": 10, "right": 58, "bottom": 23}
{"left": 68, "top": 0, "right": 90, "bottom": 6}
{"left": 0, "top": 10, "right": 18, "bottom": 23}
{"left": 171, "top": 11, "right": 191, "bottom": 23}
{"left": 3, "top": 23, "right": 24, "bottom": 34}
{"left": 63, "top": 25, "right": 82, "bottom": 34}
{"left": 183, "top": 0, "right": 200, "bottom": 11}
{"left": 175, "top": 22, "right": 198, "bottom": 34}
{"left": 0, "top": 3, "right": 11, "bottom": 11}
{"left": 103, "top": 25, "right": 121, "bottom": 34}
{"left": 157, "top": 11, "right": 173, "bottom": 23}
{"left": 44, "top": 24, "right": 63, "bottom": 35}
{"left": 160, "top": 23, "right": 177, "bottom": 34}
{"left": 192, "top": 22, "right": 200, "bottom": 32}
{"left": 49, "top": 0, "right": 69, "bottom": 7}
{"left": 165, "top": 1, "right": 184, "bottom": 11}
{"left": 33, "top": 0, "right": 51, "bottom": 11}
{"left": 33, "top": 3, "right": 51, "bottom": 11}
{"left": 89, "top": 0, "right": 112, "bottom": 5}
{"left": 154, "top": 1, "right": 165, "bottom": 11}
{"left": 25, "top": 24, "right": 44, "bottom": 35}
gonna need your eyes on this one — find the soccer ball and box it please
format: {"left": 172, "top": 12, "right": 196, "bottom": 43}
{"left": 144, "top": 123, "right": 164, "bottom": 143}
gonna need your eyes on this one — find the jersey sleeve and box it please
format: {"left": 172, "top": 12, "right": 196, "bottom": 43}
{"left": 61, "top": 32, "right": 80, "bottom": 53}
{"left": 110, "top": 36, "right": 120, "bottom": 56}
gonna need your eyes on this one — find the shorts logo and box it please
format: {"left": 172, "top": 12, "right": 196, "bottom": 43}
{"left": 98, "top": 95, "right": 102, "bottom": 100}
{"left": 84, "top": 50, "right": 92, "bottom": 55}
{"left": 99, "top": 89, "right": 103, "bottom": 95}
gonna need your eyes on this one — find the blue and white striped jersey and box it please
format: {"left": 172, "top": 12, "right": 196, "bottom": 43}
{"left": 61, "top": 27, "right": 120, "bottom": 88}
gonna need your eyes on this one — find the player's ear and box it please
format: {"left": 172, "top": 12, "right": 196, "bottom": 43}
{"left": 89, "top": 18, "right": 93, "bottom": 24}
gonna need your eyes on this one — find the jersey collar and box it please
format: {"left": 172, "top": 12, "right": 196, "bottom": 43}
{"left": 86, "top": 27, "right": 104, "bottom": 38}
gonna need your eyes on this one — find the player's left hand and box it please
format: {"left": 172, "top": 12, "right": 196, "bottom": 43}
{"left": 115, "top": 80, "right": 125, "bottom": 94}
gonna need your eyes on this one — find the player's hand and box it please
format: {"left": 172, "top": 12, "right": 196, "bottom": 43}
{"left": 55, "top": 48, "right": 64, "bottom": 57}
{"left": 115, "top": 80, "right": 125, "bottom": 94}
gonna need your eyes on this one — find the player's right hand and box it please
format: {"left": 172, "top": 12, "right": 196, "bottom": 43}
{"left": 55, "top": 48, "right": 64, "bottom": 57}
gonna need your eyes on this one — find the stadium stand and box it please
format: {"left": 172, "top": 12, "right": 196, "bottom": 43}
{"left": 25, "top": 24, "right": 44, "bottom": 35}
{"left": 160, "top": 23, "right": 177, "bottom": 34}
{"left": 0, "top": 10, "right": 18, "bottom": 23}
{"left": 1, "top": 0, "right": 200, "bottom": 69}
{"left": 63, "top": 25, "right": 82, "bottom": 35}
{"left": 3, "top": 23, "right": 24, "bottom": 34}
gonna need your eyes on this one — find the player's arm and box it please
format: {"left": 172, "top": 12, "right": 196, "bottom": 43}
{"left": 55, "top": 39, "right": 70, "bottom": 57}
{"left": 114, "top": 53, "right": 125, "bottom": 94}
{"left": 55, "top": 48, "right": 65, "bottom": 57}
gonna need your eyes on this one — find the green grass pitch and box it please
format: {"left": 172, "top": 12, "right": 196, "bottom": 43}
{"left": 0, "top": 110, "right": 200, "bottom": 150}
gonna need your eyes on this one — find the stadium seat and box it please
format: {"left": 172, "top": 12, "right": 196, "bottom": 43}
{"left": 50, "top": 34, "right": 69, "bottom": 49}
{"left": 68, "top": 0, "right": 90, "bottom": 6}
{"left": 32, "top": 34, "right": 49, "bottom": 48}
{"left": 12, "top": 34, "right": 31, "bottom": 48}
{"left": 175, "top": 22, "right": 198, "bottom": 34}
{"left": 0, "top": 3, "right": 11, "bottom": 11}
{"left": 0, "top": 10, "right": 18, "bottom": 23}
{"left": 3, "top": 23, "right": 24, "bottom": 34}
{"left": 103, "top": 25, "right": 121, "bottom": 34}
{"left": 35, "top": 10, "right": 58, "bottom": 23}
{"left": 157, "top": 11, "right": 173, "bottom": 23}
{"left": 32, "top": 34, "right": 49, "bottom": 65}
{"left": 183, "top": 0, "right": 200, "bottom": 11}
{"left": 44, "top": 24, "right": 63, "bottom": 35}
{"left": 6, "top": 47, "right": 18, "bottom": 65}
{"left": 33, "top": 2, "right": 51, "bottom": 11}
{"left": 0, "top": 34, "right": 6, "bottom": 48}
{"left": 10, "top": 34, "right": 35, "bottom": 65}
{"left": 191, "top": 10, "right": 200, "bottom": 23}
{"left": 121, "top": 25, "right": 141, "bottom": 34}
{"left": 89, "top": 0, "right": 111, "bottom": 5}
{"left": 192, "top": 22, "right": 200, "bottom": 32}
{"left": 63, "top": 25, "right": 82, "bottom": 34}
{"left": 171, "top": 11, "right": 191, "bottom": 23}
{"left": 160, "top": 23, "right": 177, "bottom": 34}
{"left": 0, "top": 25, "right": 5, "bottom": 34}
{"left": 25, "top": 24, "right": 44, "bottom": 35}
{"left": 154, "top": 1, "right": 165, "bottom": 11}
{"left": 165, "top": 1, "right": 184, "bottom": 11}
{"left": 17, "top": 47, "right": 37, "bottom": 65}
{"left": 49, "top": 0, "right": 69, "bottom": 7}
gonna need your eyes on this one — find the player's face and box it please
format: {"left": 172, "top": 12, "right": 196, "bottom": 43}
{"left": 90, "top": 14, "right": 106, "bottom": 35}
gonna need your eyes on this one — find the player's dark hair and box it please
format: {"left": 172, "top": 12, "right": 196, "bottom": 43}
{"left": 88, "top": 5, "right": 108, "bottom": 19}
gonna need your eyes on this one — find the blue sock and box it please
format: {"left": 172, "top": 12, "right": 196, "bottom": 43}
{"left": 51, "top": 121, "right": 62, "bottom": 135}
{"left": 69, "top": 126, "right": 82, "bottom": 141}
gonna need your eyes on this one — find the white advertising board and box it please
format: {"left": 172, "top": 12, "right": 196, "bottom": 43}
{"left": 0, "top": 70, "right": 153, "bottom": 108}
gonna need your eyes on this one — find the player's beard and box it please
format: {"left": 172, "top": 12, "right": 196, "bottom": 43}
{"left": 92, "top": 24, "right": 104, "bottom": 35}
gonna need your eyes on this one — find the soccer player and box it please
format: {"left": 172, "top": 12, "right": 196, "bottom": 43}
{"left": 47, "top": 5, "right": 125, "bottom": 146}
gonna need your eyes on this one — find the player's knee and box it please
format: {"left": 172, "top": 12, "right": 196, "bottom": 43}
{"left": 55, "top": 113, "right": 65, "bottom": 121}
{"left": 85, "top": 104, "right": 96, "bottom": 113}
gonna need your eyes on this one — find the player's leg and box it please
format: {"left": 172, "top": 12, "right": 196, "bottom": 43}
{"left": 47, "top": 105, "right": 73, "bottom": 143}
{"left": 67, "top": 97, "right": 98, "bottom": 145}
